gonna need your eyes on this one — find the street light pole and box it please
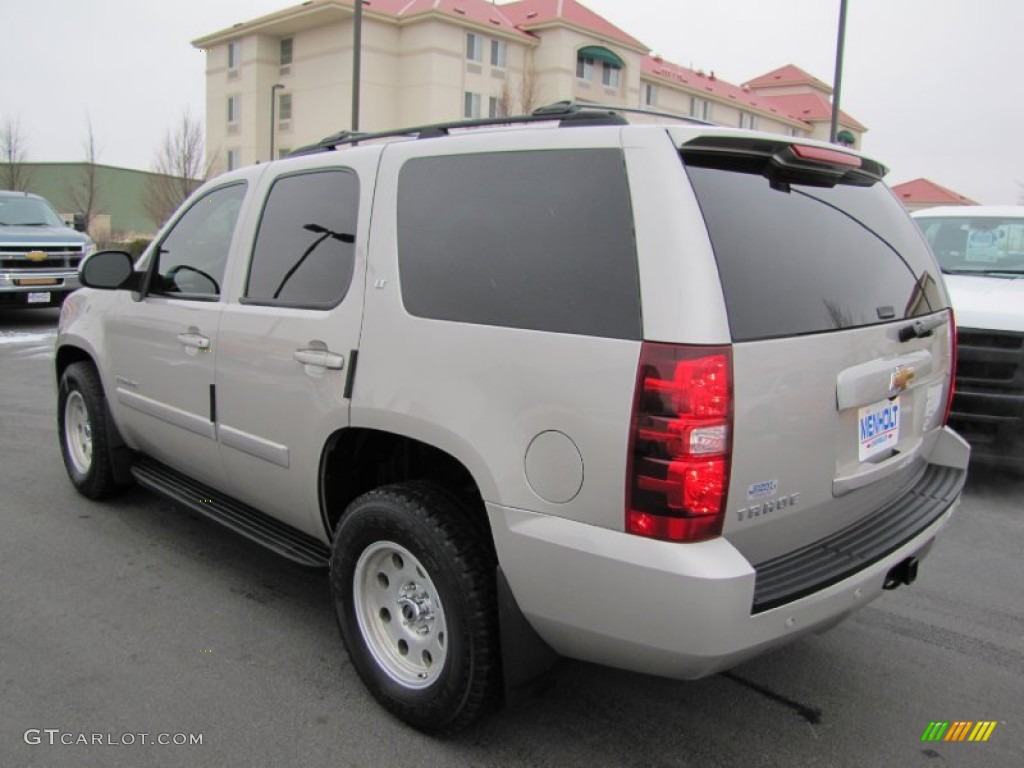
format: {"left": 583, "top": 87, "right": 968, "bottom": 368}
{"left": 270, "top": 83, "right": 284, "bottom": 161}
{"left": 352, "top": 0, "right": 362, "bottom": 131}
{"left": 829, "top": 0, "right": 848, "bottom": 144}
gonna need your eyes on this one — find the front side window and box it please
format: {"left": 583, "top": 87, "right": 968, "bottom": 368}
{"left": 917, "top": 216, "right": 1024, "bottom": 276}
{"left": 244, "top": 170, "right": 359, "bottom": 307}
{"left": 397, "top": 149, "right": 641, "bottom": 339}
{"left": 280, "top": 37, "right": 293, "bottom": 66}
{"left": 466, "top": 33, "right": 483, "bottom": 62}
{"left": 150, "top": 183, "right": 248, "bottom": 299}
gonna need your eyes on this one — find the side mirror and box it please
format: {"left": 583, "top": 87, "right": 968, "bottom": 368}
{"left": 72, "top": 212, "right": 88, "bottom": 232}
{"left": 80, "top": 250, "right": 139, "bottom": 290}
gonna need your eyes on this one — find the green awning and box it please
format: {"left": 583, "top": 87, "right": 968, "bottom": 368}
{"left": 578, "top": 46, "right": 624, "bottom": 69}
{"left": 837, "top": 129, "right": 856, "bottom": 145}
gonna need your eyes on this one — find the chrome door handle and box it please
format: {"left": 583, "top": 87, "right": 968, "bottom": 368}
{"left": 293, "top": 348, "right": 345, "bottom": 370}
{"left": 177, "top": 332, "right": 211, "bottom": 350}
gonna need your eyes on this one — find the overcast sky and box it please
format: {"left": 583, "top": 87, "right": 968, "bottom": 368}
{"left": 2, "top": 0, "right": 1021, "bottom": 204}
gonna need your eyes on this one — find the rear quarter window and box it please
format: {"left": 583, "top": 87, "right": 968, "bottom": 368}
{"left": 684, "top": 157, "right": 945, "bottom": 341}
{"left": 396, "top": 149, "right": 641, "bottom": 340}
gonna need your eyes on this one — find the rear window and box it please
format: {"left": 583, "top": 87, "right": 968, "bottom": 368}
{"left": 684, "top": 154, "right": 945, "bottom": 342}
{"left": 396, "top": 149, "right": 641, "bottom": 340}
{"left": 915, "top": 215, "right": 1024, "bottom": 276}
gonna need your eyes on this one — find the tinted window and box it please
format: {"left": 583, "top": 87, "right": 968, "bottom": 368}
{"left": 397, "top": 150, "right": 640, "bottom": 339}
{"left": 151, "top": 183, "right": 247, "bottom": 298}
{"left": 245, "top": 170, "right": 359, "bottom": 307}
{"left": 684, "top": 161, "right": 944, "bottom": 341}
{"left": 917, "top": 215, "right": 1024, "bottom": 275}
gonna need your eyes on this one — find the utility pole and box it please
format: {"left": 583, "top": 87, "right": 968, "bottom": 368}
{"left": 352, "top": 0, "right": 362, "bottom": 131}
{"left": 830, "top": 0, "right": 848, "bottom": 144}
{"left": 270, "top": 83, "right": 284, "bottom": 161}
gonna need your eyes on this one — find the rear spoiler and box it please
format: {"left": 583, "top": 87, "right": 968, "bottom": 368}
{"left": 681, "top": 135, "right": 887, "bottom": 188}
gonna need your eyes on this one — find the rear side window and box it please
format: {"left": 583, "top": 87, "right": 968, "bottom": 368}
{"left": 684, "top": 157, "right": 945, "bottom": 342}
{"left": 397, "top": 149, "right": 641, "bottom": 339}
{"left": 244, "top": 169, "right": 359, "bottom": 307}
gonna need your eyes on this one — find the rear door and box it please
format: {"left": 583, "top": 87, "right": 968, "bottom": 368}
{"left": 676, "top": 134, "right": 955, "bottom": 565}
{"left": 214, "top": 151, "right": 377, "bottom": 539}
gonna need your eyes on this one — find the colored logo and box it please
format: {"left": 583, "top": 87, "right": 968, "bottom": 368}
{"left": 25, "top": 250, "right": 49, "bottom": 262}
{"left": 889, "top": 365, "right": 916, "bottom": 394}
{"left": 921, "top": 721, "right": 997, "bottom": 742}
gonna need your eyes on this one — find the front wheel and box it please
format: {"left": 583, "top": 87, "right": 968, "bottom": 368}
{"left": 57, "top": 362, "right": 121, "bottom": 499}
{"left": 330, "top": 483, "right": 499, "bottom": 734}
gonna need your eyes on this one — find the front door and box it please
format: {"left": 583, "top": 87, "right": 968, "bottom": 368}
{"left": 105, "top": 182, "right": 248, "bottom": 489}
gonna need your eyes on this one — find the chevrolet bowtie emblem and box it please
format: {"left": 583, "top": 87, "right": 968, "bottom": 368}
{"left": 25, "top": 250, "right": 48, "bottom": 262}
{"left": 890, "top": 366, "right": 916, "bottom": 394}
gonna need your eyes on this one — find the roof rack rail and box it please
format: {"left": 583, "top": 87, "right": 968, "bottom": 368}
{"left": 574, "top": 101, "right": 715, "bottom": 127}
{"left": 288, "top": 101, "right": 628, "bottom": 156}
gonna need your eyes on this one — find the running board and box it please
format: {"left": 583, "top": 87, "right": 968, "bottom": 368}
{"left": 131, "top": 458, "right": 330, "bottom": 568}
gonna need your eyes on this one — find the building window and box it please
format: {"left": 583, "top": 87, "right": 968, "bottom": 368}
{"left": 576, "top": 55, "right": 595, "bottom": 80}
{"left": 643, "top": 83, "right": 657, "bottom": 107}
{"left": 227, "top": 95, "right": 240, "bottom": 124}
{"left": 788, "top": 126, "right": 802, "bottom": 137}
{"left": 278, "top": 148, "right": 291, "bottom": 159}
{"left": 228, "top": 41, "right": 240, "bottom": 70}
{"left": 466, "top": 33, "right": 483, "bottom": 62}
{"left": 464, "top": 92, "right": 482, "bottom": 118}
{"left": 489, "top": 96, "right": 503, "bottom": 118}
{"left": 279, "top": 93, "right": 292, "bottom": 121}
{"left": 490, "top": 39, "right": 507, "bottom": 69}
{"left": 739, "top": 112, "right": 758, "bottom": 130}
{"left": 280, "top": 37, "right": 293, "bottom": 66}
{"left": 602, "top": 62, "right": 621, "bottom": 88}
{"left": 226, "top": 149, "right": 239, "bottom": 171}
{"left": 690, "top": 97, "right": 711, "bottom": 122}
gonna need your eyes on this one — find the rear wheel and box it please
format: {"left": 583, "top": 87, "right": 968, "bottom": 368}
{"left": 57, "top": 362, "right": 121, "bottom": 499}
{"left": 330, "top": 482, "right": 499, "bottom": 734}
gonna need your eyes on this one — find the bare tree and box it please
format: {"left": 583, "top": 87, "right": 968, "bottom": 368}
{"left": 67, "top": 116, "right": 104, "bottom": 235}
{"left": 497, "top": 76, "right": 514, "bottom": 118}
{"left": 143, "top": 109, "right": 209, "bottom": 227}
{"left": 519, "top": 55, "right": 541, "bottom": 114}
{"left": 0, "top": 116, "right": 32, "bottom": 191}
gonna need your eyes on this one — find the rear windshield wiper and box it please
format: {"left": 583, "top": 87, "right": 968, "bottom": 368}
{"left": 898, "top": 314, "right": 947, "bottom": 342}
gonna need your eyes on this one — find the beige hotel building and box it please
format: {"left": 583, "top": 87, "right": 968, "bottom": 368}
{"left": 193, "top": 0, "right": 866, "bottom": 173}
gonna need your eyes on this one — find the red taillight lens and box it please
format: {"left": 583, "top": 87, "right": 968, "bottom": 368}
{"left": 626, "top": 343, "right": 733, "bottom": 542}
{"left": 943, "top": 308, "right": 957, "bottom": 425}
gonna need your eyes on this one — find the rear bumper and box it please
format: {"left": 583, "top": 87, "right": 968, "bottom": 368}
{"left": 489, "top": 430, "right": 968, "bottom": 680}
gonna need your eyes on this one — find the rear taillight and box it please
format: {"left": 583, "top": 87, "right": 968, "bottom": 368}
{"left": 626, "top": 343, "right": 733, "bottom": 542}
{"left": 943, "top": 308, "right": 957, "bottom": 425}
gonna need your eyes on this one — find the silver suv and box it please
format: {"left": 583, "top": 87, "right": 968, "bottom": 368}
{"left": 56, "top": 105, "right": 969, "bottom": 733}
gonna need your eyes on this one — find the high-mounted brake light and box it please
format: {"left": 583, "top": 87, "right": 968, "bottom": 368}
{"left": 626, "top": 343, "right": 733, "bottom": 542}
{"left": 790, "top": 144, "right": 862, "bottom": 168}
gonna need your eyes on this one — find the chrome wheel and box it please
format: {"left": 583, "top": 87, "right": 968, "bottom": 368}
{"left": 352, "top": 541, "right": 448, "bottom": 689}
{"left": 64, "top": 390, "right": 93, "bottom": 475}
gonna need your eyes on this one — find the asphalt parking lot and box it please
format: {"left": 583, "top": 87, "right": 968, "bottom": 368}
{"left": 1, "top": 307, "right": 1021, "bottom": 768}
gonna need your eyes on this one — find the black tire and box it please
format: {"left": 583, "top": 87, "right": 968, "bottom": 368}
{"left": 57, "top": 361, "right": 122, "bottom": 499}
{"left": 330, "top": 482, "right": 500, "bottom": 734}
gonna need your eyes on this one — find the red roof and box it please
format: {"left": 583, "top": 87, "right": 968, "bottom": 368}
{"left": 368, "top": 0, "right": 531, "bottom": 38}
{"left": 501, "top": 0, "right": 648, "bottom": 51}
{"left": 743, "top": 64, "right": 832, "bottom": 94}
{"left": 641, "top": 57, "right": 806, "bottom": 124}
{"left": 760, "top": 92, "right": 865, "bottom": 132}
{"left": 891, "top": 178, "right": 978, "bottom": 206}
